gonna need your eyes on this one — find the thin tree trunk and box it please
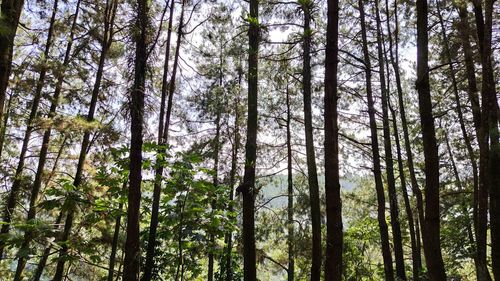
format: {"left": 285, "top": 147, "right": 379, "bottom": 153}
{"left": 300, "top": 3, "right": 321, "bottom": 280}
{"left": 385, "top": 0, "right": 425, "bottom": 230}
{"left": 389, "top": 97, "right": 422, "bottom": 280}
{"left": 416, "top": 0, "right": 447, "bottom": 278}
{"left": 52, "top": 2, "right": 117, "bottom": 279}
{"left": 142, "top": 0, "right": 179, "bottom": 278}
{"left": 0, "top": 0, "right": 25, "bottom": 157}
{"left": 374, "top": 0, "right": 405, "bottom": 278}
{"left": 381, "top": 17, "right": 422, "bottom": 278}
{"left": 241, "top": 0, "right": 259, "bottom": 278}
{"left": 285, "top": 83, "right": 294, "bottom": 281}
{"left": 456, "top": 5, "right": 481, "bottom": 251}
{"left": 16, "top": 0, "right": 81, "bottom": 275}
{"left": 123, "top": 0, "right": 149, "bottom": 278}
{"left": 224, "top": 66, "right": 242, "bottom": 281}
{"left": 456, "top": 5, "right": 481, "bottom": 138}
{"left": 0, "top": 0, "right": 59, "bottom": 258}
{"left": 0, "top": 89, "right": 13, "bottom": 159}
{"left": 324, "top": 0, "right": 343, "bottom": 279}
{"left": 175, "top": 196, "right": 187, "bottom": 281}
{"left": 443, "top": 126, "right": 482, "bottom": 271}
{"left": 435, "top": 2, "right": 488, "bottom": 279}
{"left": 472, "top": 0, "right": 500, "bottom": 277}
{"left": 33, "top": 211, "right": 64, "bottom": 281}
{"left": 208, "top": 56, "right": 223, "bottom": 281}
{"left": 358, "top": 1, "right": 394, "bottom": 279}
{"left": 108, "top": 200, "right": 124, "bottom": 281}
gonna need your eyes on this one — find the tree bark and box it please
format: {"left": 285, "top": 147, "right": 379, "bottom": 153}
{"left": 241, "top": 0, "right": 259, "bottom": 279}
{"left": 359, "top": 1, "right": 394, "bottom": 279}
{"left": 0, "top": 0, "right": 25, "bottom": 158}
{"left": 224, "top": 66, "right": 242, "bottom": 281}
{"left": 374, "top": 0, "right": 405, "bottom": 278}
{"left": 285, "top": 83, "right": 294, "bottom": 281}
{"left": 472, "top": 0, "right": 500, "bottom": 278}
{"left": 0, "top": 0, "right": 59, "bottom": 259}
{"left": 142, "top": 0, "right": 180, "bottom": 278}
{"left": 456, "top": 6, "right": 482, "bottom": 253}
{"left": 208, "top": 51, "right": 223, "bottom": 281}
{"left": 389, "top": 96, "right": 422, "bottom": 280}
{"left": 108, "top": 200, "right": 124, "bottom": 281}
{"left": 435, "top": 2, "right": 488, "bottom": 279}
{"left": 300, "top": 3, "right": 321, "bottom": 280}
{"left": 415, "top": 0, "right": 447, "bottom": 278}
{"left": 123, "top": 0, "right": 149, "bottom": 279}
{"left": 52, "top": 2, "right": 117, "bottom": 279}
{"left": 385, "top": 0, "right": 425, "bottom": 232}
{"left": 324, "top": 0, "right": 343, "bottom": 279}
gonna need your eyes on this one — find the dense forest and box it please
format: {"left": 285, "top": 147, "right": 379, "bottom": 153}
{"left": 0, "top": 0, "right": 498, "bottom": 280}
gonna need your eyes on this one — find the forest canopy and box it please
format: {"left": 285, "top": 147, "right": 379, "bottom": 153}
{"left": 0, "top": 0, "right": 498, "bottom": 280}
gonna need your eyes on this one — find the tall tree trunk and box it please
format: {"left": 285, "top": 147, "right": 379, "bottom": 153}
{"left": 436, "top": 2, "right": 488, "bottom": 279}
{"left": 455, "top": 5, "right": 481, "bottom": 139}
{"left": 285, "top": 83, "right": 294, "bottom": 281}
{"left": 389, "top": 96, "right": 422, "bottom": 280}
{"left": 14, "top": 0, "right": 81, "bottom": 273}
{"left": 385, "top": 0, "right": 425, "bottom": 229}
{"left": 382, "top": 15, "right": 421, "bottom": 278}
{"left": 208, "top": 55, "right": 223, "bottom": 281}
{"left": 108, "top": 200, "right": 124, "bottom": 281}
{"left": 472, "top": 0, "right": 500, "bottom": 278}
{"left": 358, "top": 1, "right": 394, "bottom": 279}
{"left": 324, "top": 0, "right": 343, "bottom": 279}
{"left": 123, "top": 0, "right": 149, "bottom": 278}
{"left": 175, "top": 196, "right": 188, "bottom": 281}
{"left": 52, "top": 2, "right": 117, "bottom": 279}
{"left": 241, "top": 0, "right": 259, "bottom": 278}
{"left": 456, "top": 4, "right": 481, "bottom": 248}
{"left": 0, "top": 0, "right": 25, "bottom": 157}
{"left": 142, "top": 0, "right": 180, "bottom": 278}
{"left": 443, "top": 126, "right": 483, "bottom": 272}
{"left": 300, "top": 3, "right": 321, "bottom": 280}
{"left": 0, "top": 0, "right": 59, "bottom": 258}
{"left": 224, "top": 66, "right": 242, "bottom": 281}
{"left": 415, "top": 0, "right": 447, "bottom": 278}
{"left": 374, "top": 0, "right": 405, "bottom": 278}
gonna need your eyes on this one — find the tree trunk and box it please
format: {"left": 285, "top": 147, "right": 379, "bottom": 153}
{"left": 416, "top": 0, "right": 447, "bottom": 278}
{"left": 385, "top": 0, "right": 425, "bottom": 231}
{"left": 241, "top": 0, "right": 259, "bottom": 279}
{"left": 0, "top": 0, "right": 59, "bottom": 258}
{"left": 123, "top": 0, "right": 149, "bottom": 279}
{"left": 32, "top": 211, "right": 64, "bottom": 281}
{"left": 300, "top": 3, "right": 321, "bottom": 280}
{"left": 324, "top": 0, "right": 343, "bottom": 279}
{"left": 108, "top": 200, "right": 124, "bottom": 281}
{"left": 436, "top": 2, "right": 488, "bottom": 279}
{"left": 52, "top": 2, "right": 117, "bottom": 279}
{"left": 142, "top": 0, "right": 180, "bottom": 278}
{"left": 359, "top": 1, "right": 394, "bottom": 279}
{"left": 456, "top": 5, "right": 482, "bottom": 253}
{"left": 285, "top": 83, "right": 294, "bottom": 281}
{"left": 208, "top": 54, "right": 223, "bottom": 281}
{"left": 224, "top": 66, "right": 242, "bottom": 281}
{"left": 389, "top": 96, "right": 422, "bottom": 280}
{"left": 16, "top": 0, "right": 81, "bottom": 276}
{"left": 374, "top": 0, "right": 405, "bottom": 278}
{"left": 472, "top": 0, "right": 500, "bottom": 278}
{"left": 0, "top": 89, "right": 13, "bottom": 160}
{"left": 0, "top": 0, "right": 25, "bottom": 158}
